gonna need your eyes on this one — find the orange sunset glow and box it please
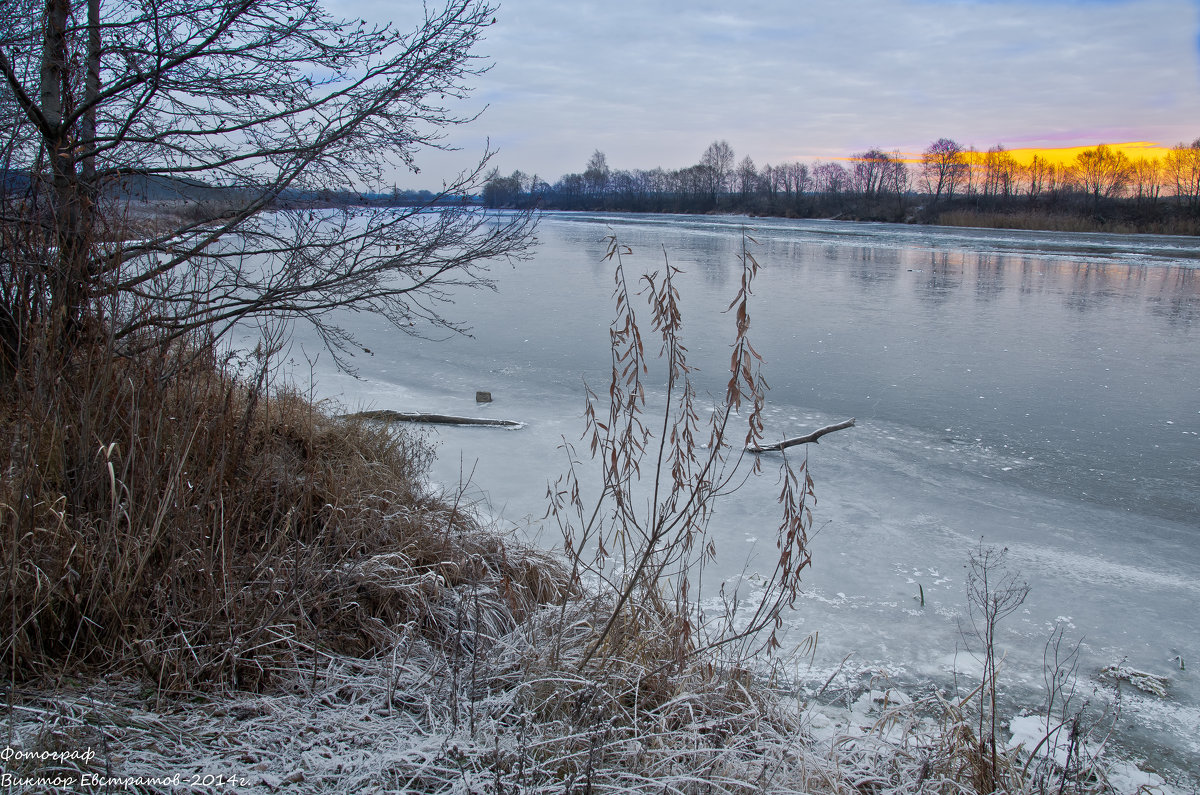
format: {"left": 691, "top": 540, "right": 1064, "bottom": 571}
{"left": 883, "top": 141, "right": 1177, "bottom": 166}
{"left": 1003, "top": 142, "right": 1172, "bottom": 166}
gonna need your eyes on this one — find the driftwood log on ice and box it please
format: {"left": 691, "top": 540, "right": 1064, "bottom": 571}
{"left": 748, "top": 418, "right": 856, "bottom": 453}
{"left": 346, "top": 410, "right": 523, "bottom": 428}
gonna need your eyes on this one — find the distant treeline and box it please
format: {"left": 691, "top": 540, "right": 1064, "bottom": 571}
{"left": 0, "top": 172, "right": 474, "bottom": 210}
{"left": 483, "top": 139, "right": 1200, "bottom": 235}
{"left": 275, "top": 187, "right": 477, "bottom": 208}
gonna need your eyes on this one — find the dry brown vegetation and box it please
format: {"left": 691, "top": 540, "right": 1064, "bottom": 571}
{"left": 935, "top": 209, "right": 1200, "bottom": 236}
{"left": 0, "top": 337, "right": 565, "bottom": 692}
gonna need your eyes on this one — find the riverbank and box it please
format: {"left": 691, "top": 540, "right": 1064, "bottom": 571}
{"left": 483, "top": 196, "right": 1200, "bottom": 237}
{"left": 2, "top": 550, "right": 1175, "bottom": 793}
{"left": 304, "top": 212, "right": 1200, "bottom": 790}
{"left": 1, "top": 644, "right": 1171, "bottom": 794}
{"left": 1, "top": 340, "right": 1182, "bottom": 793}
{"left": 931, "top": 207, "right": 1200, "bottom": 236}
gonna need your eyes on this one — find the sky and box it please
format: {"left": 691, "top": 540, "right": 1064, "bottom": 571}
{"left": 336, "top": 0, "right": 1200, "bottom": 189}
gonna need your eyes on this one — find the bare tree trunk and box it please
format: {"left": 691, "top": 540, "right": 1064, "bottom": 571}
{"left": 43, "top": 0, "right": 89, "bottom": 352}
{"left": 82, "top": 0, "right": 100, "bottom": 184}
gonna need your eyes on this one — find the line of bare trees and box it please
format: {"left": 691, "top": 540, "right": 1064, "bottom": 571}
{"left": 484, "top": 137, "right": 1200, "bottom": 230}
{"left": 918, "top": 139, "right": 1200, "bottom": 210}
{"left": 484, "top": 141, "right": 907, "bottom": 218}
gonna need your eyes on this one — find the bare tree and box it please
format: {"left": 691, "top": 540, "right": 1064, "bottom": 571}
{"left": 778, "top": 161, "right": 810, "bottom": 199}
{"left": 759, "top": 164, "right": 777, "bottom": 199}
{"left": 674, "top": 163, "right": 709, "bottom": 208}
{"left": 735, "top": 154, "right": 757, "bottom": 199}
{"left": 982, "top": 145, "right": 1018, "bottom": 199}
{"left": 0, "top": 0, "right": 534, "bottom": 369}
{"left": 1129, "top": 156, "right": 1163, "bottom": 205}
{"left": 793, "top": 162, "right": 813, "bottom": 195}
{"left": 1023, "top": 154, "right": 1052, "bottom": 200}
{"left": 920, "top": 137, "right": 966, "bottom": 203}
{"left": 850, "top": 149, "right": 889, "bottom": 197}
{"left": 584, "top": 149, "right": 610, "bottom": 197}
{"left": 1075, "top": 144, "right": 1132, "bottom": 204}
{"left": 1164, "top": 138, "right": 1200, "bottom": 210}
{"left": 482, "top": 169, "right": 527, "bottom": 208}
{"left": 961, "top": 146, "right": 983, "bottom": 197}
{"left": 850, "top": 149, "right": 907, "bottom": 201}
{"left": 699, "top": 139, "right": 734, "bottom": 207}
{"left": 812, "top": 161, "right": 848, "bottom": 195}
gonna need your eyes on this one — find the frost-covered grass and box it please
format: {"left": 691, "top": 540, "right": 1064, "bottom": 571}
{"left": 0, "top": 337, "right": 565, "bottom": 690}
{"left": 4, "top": 602, "right": 1158, "bottom": 794}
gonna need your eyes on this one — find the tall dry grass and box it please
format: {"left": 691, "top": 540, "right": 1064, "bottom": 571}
{"left": 1, "top": 333, "right": 565, "bottom": 691}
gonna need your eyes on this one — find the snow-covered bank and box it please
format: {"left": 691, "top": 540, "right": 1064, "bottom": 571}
{"left": 4, "top": 630, "right": 1180, "bottom": 794}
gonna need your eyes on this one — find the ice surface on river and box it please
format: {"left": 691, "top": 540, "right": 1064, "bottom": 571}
{"left": 277, "top": 212, "right": 1199, "bottom": 784}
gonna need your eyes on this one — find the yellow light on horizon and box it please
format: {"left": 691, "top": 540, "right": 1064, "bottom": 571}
{"left": 1002, "top": 142, "right": 1170, "bottom": 166}
{"left": 874, "top": 141, "right": 1174, "bottom": 166}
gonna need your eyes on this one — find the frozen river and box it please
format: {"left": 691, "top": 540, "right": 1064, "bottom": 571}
{"left": 293, "top": 211, "right": 1199, "bottom": 783}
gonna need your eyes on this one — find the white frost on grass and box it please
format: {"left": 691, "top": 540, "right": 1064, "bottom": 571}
{"left": 4, "top": 658, "right": 1177, "bottom": 795}
{"left": 3, "top": 604, "right": 1185, "bottom": 794}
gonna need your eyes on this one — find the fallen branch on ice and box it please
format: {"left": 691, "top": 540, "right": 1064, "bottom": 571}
{"left": 346, "top": 410, "right": 523, "bottom": 428}
{"left": 748, "top": 418, "right": 856, "bottom": 453}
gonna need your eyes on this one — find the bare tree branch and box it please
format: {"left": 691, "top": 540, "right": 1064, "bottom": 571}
{"left": 747, "top": 418, "right": 856, "bottom": 453}
{"left": 1, "top": 0, "right": 533, "bottom": 367}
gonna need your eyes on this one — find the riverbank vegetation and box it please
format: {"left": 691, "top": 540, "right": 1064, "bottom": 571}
{"left": 0, "top": 0, "right": 537, "bottom": 672}
{"left": 483, "top": 139, "right": 1200, "bottom": 236}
